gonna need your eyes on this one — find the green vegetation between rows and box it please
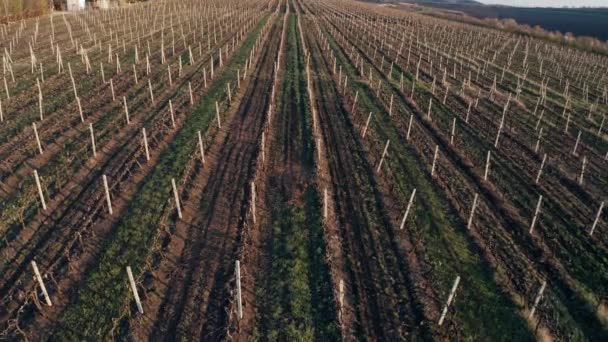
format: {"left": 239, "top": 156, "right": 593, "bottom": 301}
{"left": 323, "top": 25, "right": 534, "bottom": 341}
{"left": 254, "top": 13, "right": 339, "bottom": 341}
{"left": 52, "top": 15, "right": 269, "bottom": 339}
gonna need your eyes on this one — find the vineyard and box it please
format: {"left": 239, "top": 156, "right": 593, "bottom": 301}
{"left": 0, "top": 0, "right": 606, "bottom": 340}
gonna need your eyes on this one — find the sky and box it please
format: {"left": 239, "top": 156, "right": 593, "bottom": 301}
{"left": 478, "top": 0, "right": 608, "bottom": 7}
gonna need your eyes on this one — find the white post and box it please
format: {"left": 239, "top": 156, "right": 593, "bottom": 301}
{"left": 400, "top": 189, "right": 417, "bottom": 230}
{"left": 438, "top": 275, "right": 461, "bottom": 326}
{"left": 189, "top": 82, "right": 193, "bottom": 106}
{"left": 535, "top": 154, "right": 546, "bottom": 184}
{"left": 172, "top": 178, "right": 183, "bottom": 219}
{"left": 123, "top": 96, "right": 130, "bottom": 124}
{"left": 450, "top": 117, "right": 456, "bottom": 145}
{"left": 110, "top": 78, "right": 115, "bottom": 101}
{"left": 578, "top": 157, "right": 587, "bottom": 185}
{"left": 362, "top": 112, "right": 372, "bottom": 138}
{"left": 377, "top": 140, "right": 390, "bottom": 173}
{"left": 535, "top": 128, "right": 543, "bottom": 153}
{"left": 103, "top": 175, "right": 113, "bottom": 215}
{"left": 483, "top": 150, "right": 491, "bottom": 181}
{"left": 89, "top": 123, "right": 97, "bottom": 158}
{"left": 529, "top": 280, "right": 546, "bottom": 319}
{"left": 169, "top": 100, "right": 176, "bottom": 128}
{"left": 427, "top": 98, "right": 432, "bottom": 120}
{"left": 31, "top": 261, "right": 52, "bottom": 306}
{"left": 34, "top": 170, "right": 47, "bottom": 211}
{"left": 33, "top": 122, "right": 43, "bottom": 155}
{"left": 236, "top": 260, "right": 243, "bottom": 319}
{"left": 148, "top": 79, "right": 154, "bottom": 104}
{"left": 198, "top": 130, "right": 205, "bottom": 164}
{"left": 142, "top": 128, "right": 150, "bottom": 161}
{"left": 126, "top": 266, "right": 144, "bottom": 314}
{"left": 216, "top": 101, "right": 221, "bottom": 128}
{"left": 590, "top": 201, "right": 604, "bottom": 236}
{"left": 467, "top": 193, "right": 479, "bottom": 229}
{"left": 251, "top": 182, "right": 256, "bottom": 223}
{"left": 572, "top": 130, "right": 581, "bottom": 155}
{"left": 431, "top": 145, "right": 439, "bottom": 177}
{"left": 529, "top": 195, "right": 543, "bottom": 234}
{"left": 324, "top": 187, "right": 328, "bottom": 220}
{"left": 406, "top": 114, "right": 413, "bottom": 140}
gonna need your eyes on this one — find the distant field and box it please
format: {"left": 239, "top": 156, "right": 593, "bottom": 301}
{"left": 405, "top": 2, "right": 608, "bottom": 41}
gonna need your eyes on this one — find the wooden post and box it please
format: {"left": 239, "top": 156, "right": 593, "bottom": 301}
{"left": 216, "top": 101, "right": 221, "bottom": 128}
{"left": 236, "top": 260, "right": 243, "bottom": 320}
{"left": 172, "top": 178, "right": 183, "bottom": 219}
{"left": 362, "top": 112, "right": 372, "bottom": 138}
{"left": 103, "top": 175, "right": 113, "bottom": 215}
{"left": 529, "top": 280, "right": 546, "bottom": 319}
{"left": 126, "top": 266, "right": 144, "bottom": 314}
{"left": 31, "top": 261, "right": 52, "bottom": 306}
{"left": 467, "top": 193, "right": 479, "bottom": 229}
{"left": 89, "top": 123, "right": 97, "bottom": 158}
{"left": 483, "top": 150, "right": 491, "bottom": 181}
{"left": 198, "top": 130, "right": 205, "bottom": 164}
{"left": 33, "top": 122, "right": 43, "bottom": 155}
{"left": 123, "top": 96, "right": 130, "bottom": 124}
{"left": 529, "top": 195, "right": 543, "bottom": 234}
{"left": 400, "top": 189, "right": 417, "bottom": 230}
{"left": 535, "top": 154, "right": 547, "bottom": 184}
{"left": 438, "top": 275, "right": 461, "bottom": 326}
{"left": 77, "top": 97, "right": 84, "bottom": 123}
{"left": 142, "top": 128, "right": 150, "bottom": 161}
{"left": 251, "top": 181, "right": 257, "bottom": 222}
{"left": 578, "top": 156, "right": 587, "bottom": 185}
{"left": 377, "top": 140, "right": 390, "bottom": 173}
{"left": 339, "top": 279, "right": 344, "bottom": 312}
{"left": 34, "top": 170, "right": 46, "bottom": 211}
{"left": 431, "top": 145, "right": 439, "bottom": 177}
{"left": 590, "top": 201, "right": 604, "bottom": 236}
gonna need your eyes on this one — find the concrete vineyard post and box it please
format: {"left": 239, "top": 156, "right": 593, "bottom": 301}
{"left": 467, "top": 193, "right": 479, "bottom": 230}
{"left": 339, "top": 279, "right": 345, "bottom": 312}
{"left": 77, "top": 97, "right": 84, "bottom": 122}
{"left": 427, "top": 98, "right": 432, "bottom": 120}
{"left": 529, "top": 195, "right": 543, "bottom": 234}
{"left": 89, "top": 123, "right": 97, "bottom": 158}
{"left": 450, "top": 117, "right": 456, "bottom": 145}
{"left": 407, "top": 114, "right": 413, "bottom": 140}
{"left": 103, "top": 175, "right": 113, "bottom": 215}
{"left": 142, "top": 128, "right": 150, "bottom": 161}
{"left": 126, "top": 266, "right": 144, "bottom": 314}
{"left": 431, "top": 145, "right": 439, "bottom": 177}
{"left": 572, "top": 130, "right": 581, "bottom": 155}
{"left": 438, "top": 275, "right": 461, "bottom": 326}
{"left": 362, "top": 112, "right": 372, "bottom": 138}
{"left": 324, "top": 188, "right": 328, "bottom": 220}
{"left": 31, "top": 261, "right": 52, "bottom": 306}
{"left": 578, "top": 157, "right": 586, "bottom": 185}
{"left": 227, "top": 82, "right": 232, "bottom": 103}
{"left": 400, "top": 189, "right": 417, "bottom": 230}
{"left": 251, "top": 182, "right": 256, "bottom": 223}
{"left": 529, "top": 280, "right": 546, "bottom": 319}
{"left": 535, "top": 128, "right": 543, "bottom": 153}
{"left": 123, "top": 96, "right": 130, "bottom": 124}
{"left": 352, "top": 91, "right": 358, "bottom": 112}
{"left": 172, "top": 178, "right": 183, "bottom": 219}
{"left": 34, "top": 170, "right": 46, "bottom": 211}
{"left": 198, "top": 130, "right": 205, "bottom": 165}
{"left": 169, "top": 100, "right": 176, "bottom": 128}
{"left": 589, "top": 201, "right": 604, "bottom": 236}
{"left": 535, "top": 154, "right": 547, "bottom": 184}
{"left": 148, "top": 79, "right": 154, "bottom": 104}
{"left": 261, "top": 132, "right": 265, "bottom": 163}
{"left": 377, "top": 140, "right": 390, "bottom": 173}
{"left": 484, "top": 150, "right": 491, "bottom": 181}
{"left": 389, "top": 94, "right": 393, "bottom": 116}
{"left": 216, "top": 101, "right": 221, "bottom": 128}
{"left": 110, "top": 79, "right": 115, "bottom": 101}
{"left": 33, "top": 122, "right": 43, "bottom": 155}
{"left": 189, "top": 82, "right": 193, "bottom": 106}
{"left": 236, "top": 260, "right": 243, "bottom": 320}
